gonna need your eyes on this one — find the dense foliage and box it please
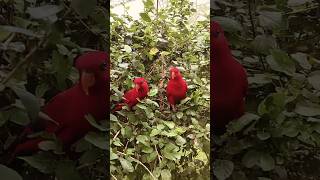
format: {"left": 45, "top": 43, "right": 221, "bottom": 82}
{"left": 212, "top": 0, "right": 320, "bottom": 179}
{"left": 110, "top": 0, "right": 210, "bottom": 179}
{"left": 0, "top": 0, "right": 108, "bottom": 179}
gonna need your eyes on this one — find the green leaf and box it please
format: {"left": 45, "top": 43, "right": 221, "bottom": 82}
{"left": 110, "top": 114, "right": 118, "bottom": 122}
{"left": 136, "top": 104, "right": 147, "bottom": 110}
{"left": 19, "top": 154, "right": 57, "bottom": 173}
{"left": 119, "top": 157, "right": 134, "bottom": 172}
{"left": 251, "top": 35, "right": 278, "bottom": 54}
{"left": 176, "top": 112, "right": 183, "bottom": 119}
{"left": 51, "top": 51, "right": 72, "bottom": 90}
{"left": 110, "top": 151, "right": 119, "bottom": 160}
{"left": 148, "top": 87, "right": 158, "bottom": 96}
{"left": 149, "top": 47, "right": 159, "bottom": 55}
{"left": 140, "top": 12, "right": 151, "bottom": 22}
{"left": 136, "top": 135, "right": 149, "bottom": 146}
{"left": 38, "top": 140, "right": 57, "bottom": 151}
{"left": 0, "top": 164, "right": 22, "bottom": 180}
{"left": 123, "top": 45, "right": 132, "bottom": 53}
{"left": 291, "top": 52, "right": 312, "bottom": 70}
{"left": 295, "top": 100, "right": 320, "bottom": 117}
{"left": 150, "top": 129, "right": 161, "bottom": 137}
{"left": 144, "top": 0, "right": 154, "bottom": 9}
{"left": 71, "top": 0, "right": 97, "bottom": 17}
{"left": 85, "top": 114, "right": 108, "bottom": 131}
{"left": 0, "top": 111, "right": 10, "bottom": 127}
{"left": 84, "top": 132, "right": 108, "bottom": 150}
{"left": 55, "top": 161, "right": 82, "bottom": 180}
{"left": 8, "top": 108, "right": 30, "bottom": 126}
{"left": 257, "top": 131, "right": 271, "bottom": 140}
{"left": 258, "top": 153, "right": 275, "bottom": 171}
{"left": 79, "top": 148, "right": 101, "bottom": 165}
{"left": 258, "top": 177, "right": 272, "bottom": 180}
{"left": 258, "top": 10, "right": 283, "bottom": 29}
{"left": 213, "top": 159, "right": 234, "bottom": 180}
{"left": 228, "top": 113, "right": 259, "bottom": 133}
{"left": 266, "top": 49, "right": 296, "bottom": 76}
{"left": 242, "top": 150, "right": 275, "bottom": 171}
{"left": 11, "top": 87, "right": 40, "bottom": 121}
{"left": 27, "top": 5, "right": 63, "bottom": 19}
{"left": 287, "top": 0, "right": 312, "bottom": 6}
{"left": 242, "top": 150, "right": 260, "bottom": 168}
{"left": 175, "top": 135, "right": 186, "bottom": 146}
{"left": 35, "top": 83, "right": 49, "bottom": 98}
{"left": 163, "top": 121, "right": 175, "bottom": 129}
{"left": 195, "top": 149, "right": 208, "bottom": 164}
{"left": 147, "top": 151, "right": 157, "bottom": 162}
{"left": 145, "top": 99, "right": 159, "bottom": 107}
{"left": 162, "top": 143, "right": 180, "bottom": 161}
{"left": 161, "top": 169, "right": 172, "bottom": 180}
{"left": 211, "top": 16, "right": 242, "bottom": 32}
{"left": 0, "top": 25, "right": 41, "bottom": 38}
{"left": 248, "top": 74, "right": 273, "bottom": 85}
{"left": 308, "top": 71, "right": 320, "bottom": 90}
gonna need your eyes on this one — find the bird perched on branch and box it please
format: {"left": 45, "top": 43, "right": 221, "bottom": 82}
{"left": 112, "top": 77, "right": 149, "bottom": 112}
{"left": 166, "top": 66, "right": 188, "bottom": 112}
{"left": 10, "top": 51, "right": 109, "bottom": 158}
{"left": 211, "top": 21, "right": 248, "bottom": 135}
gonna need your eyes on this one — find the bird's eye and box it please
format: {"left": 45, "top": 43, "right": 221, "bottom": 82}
{"left": 213, "top": 31, "right": 220, "bottom": 38}
{"left": 100, "top": 62, "right": 107, "bottom": 71}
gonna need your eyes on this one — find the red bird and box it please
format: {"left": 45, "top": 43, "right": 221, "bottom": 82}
{"left": 211, "top": 21, "right": 248, "bottom": 135}
{"left": 112, "top": 77, "right": 149, "bottom": 112}
{"left": 166, "top": 67, "right": 188, "bottom": 112}
{"left": 11, "top": 51, "right": 109, "bottom": 157}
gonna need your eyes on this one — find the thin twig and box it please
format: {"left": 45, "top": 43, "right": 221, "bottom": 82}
{"left": 154, "top": 144, "right": 162, "bottom": 163}
{"left": 113, "top": 130, "right": 120, "bottom": 141}
{"left": 2, "top": 38, "right": 46, "bottom": 85}
{"left": 247, "top": 0, "right": 256, "bottom": 37}
{"left": 111, "top": 174, "right": 118, "bottom": 180}
{"left": 248, "top": 0, "right": 266, "bottom": 70}
{"left": 117, "top": 151, "right": 157, "bottom": 180}
{"left": 63, "top": 3, "right": 108, "bottom": 43}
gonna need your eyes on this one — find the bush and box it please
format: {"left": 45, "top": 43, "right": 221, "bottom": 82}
{"left": 212, "top": 0, "right": 320, "bottom": 179}
{"left": 110, "top": 0, "right": 210, "bottom": 179}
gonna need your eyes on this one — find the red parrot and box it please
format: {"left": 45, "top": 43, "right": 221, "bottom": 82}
{"left": 112, "top": 77, "right": 149, "bottom": 112}
{"left": 166, "top": 66, "right": 188, "bottom": 112}
{"left": 211, "top": 21, "right": 248, "bottom": 135}
{"left": 11, "top": 51, "right": 109, "bottom": 157}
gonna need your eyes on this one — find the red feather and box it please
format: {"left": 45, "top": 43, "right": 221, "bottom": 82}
{"left": 12, "top": 51, "right": 109, "bottom": 156}
{"left": 112, "top": 77, "right": 149, "bottom": 112}
{"left": 211, "top": 21, "right": 248, "bottom": 135}
{"left": 166, "top": 67, "right": 188, "bottom": 107}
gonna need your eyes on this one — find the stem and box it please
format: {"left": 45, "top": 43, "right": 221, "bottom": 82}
{"left": 248, "top": 0, "right": 266, "bottom": 70}
{"left": 117, "top": 151, "right": 157, "bottom": 180}
{"left": 248, "top": 0, "right": 256, "bottom": 37}
{"left": 2, "top": 38, "right": 46, "bottom": 85}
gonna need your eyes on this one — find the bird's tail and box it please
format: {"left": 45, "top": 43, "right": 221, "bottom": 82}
{"left": 7, "top": 138, "right": 42, "bottom": 164}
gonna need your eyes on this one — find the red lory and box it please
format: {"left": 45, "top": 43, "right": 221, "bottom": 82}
{"left": 11, "top": 51, "right": 109, "bottom": 157}
{"left": 112, "top": 77, "right": 149, "bottom": 112}
{"left": 166, "top": 66, "right": 188, "bottom": 112}
{"left": 211, "top": 21, "right": 248, "bottom": 135}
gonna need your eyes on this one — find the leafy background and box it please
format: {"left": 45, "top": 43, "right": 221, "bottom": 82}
{"left": 110, "top": 0, "right": 210, "bottom": 179}
{"left": 0, "top": 0, "right": 109, "bottom": 179}
{"left": 211, "top": 0, "right": 320, "bottom": 179}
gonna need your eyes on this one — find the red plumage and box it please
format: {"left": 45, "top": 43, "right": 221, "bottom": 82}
{"left": 112, "top": 77, "right": 149, "bottom": 112}
{"left": 211, "top": 21, "right": 248, "bottom": 135}
{"left": 166, "top": 67, "right": 188, "bottom": 111}
{"left": 12, "top": 51, "right": 109, "bottom": 156}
